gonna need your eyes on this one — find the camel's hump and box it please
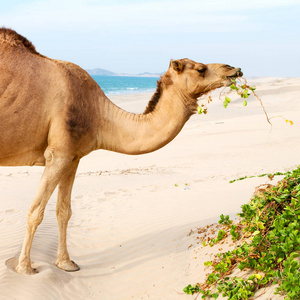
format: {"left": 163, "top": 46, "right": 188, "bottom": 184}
{"left": 0, "top": 27, "right": 40, "bottom": 55}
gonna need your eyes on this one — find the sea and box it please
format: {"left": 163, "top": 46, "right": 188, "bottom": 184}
{"left": 91, "top": 75, "right": 160, "bottom": 95}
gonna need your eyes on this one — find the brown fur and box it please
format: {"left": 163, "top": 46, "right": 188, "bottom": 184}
{"left": 66, "top": 103, "right": 91, "bottom": 140}
{"left": 65, "top": 70, "right": 93, "bottom": 140}
{"left": 51, "top": 60, "right": 101, "bottom": 141}
{"left": 0, "top": 27, "right": 40, "bottom": 55}
{"left": 144, "top": 73, "right": 173, "bottom": 114}
{"left": 144, "top": 80, "right": 163, "bottom": 114}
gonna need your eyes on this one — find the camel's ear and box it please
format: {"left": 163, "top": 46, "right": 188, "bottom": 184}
{"left": 170, "top": 60, "right": 183, "bottom": 73}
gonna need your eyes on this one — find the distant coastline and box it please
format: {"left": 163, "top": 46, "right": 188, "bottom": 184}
{"left": 86, "top": 67, "right": 162, "bottom": 78}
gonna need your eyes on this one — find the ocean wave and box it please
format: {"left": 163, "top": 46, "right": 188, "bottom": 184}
{"left": 91, "top": 75, "right": 158, "bottom": 95}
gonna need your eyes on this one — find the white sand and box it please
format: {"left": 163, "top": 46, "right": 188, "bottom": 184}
{"left": 1, "top": 77, "right": 300, "bottom": 299}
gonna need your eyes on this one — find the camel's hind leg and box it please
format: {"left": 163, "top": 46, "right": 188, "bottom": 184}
{"left": 55, "top": 159, "right": 80, "bottom": 272}
{"left": 16, "top": 149, "right": 73, "bottom": 275}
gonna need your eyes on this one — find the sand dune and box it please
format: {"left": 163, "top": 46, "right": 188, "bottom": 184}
{"left": 1, "top": 77, "right": 300, "bottom": 299}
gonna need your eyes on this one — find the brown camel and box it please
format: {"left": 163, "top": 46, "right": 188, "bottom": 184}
{"left": 0, "top": 28, "right": 242, "bottom": 275}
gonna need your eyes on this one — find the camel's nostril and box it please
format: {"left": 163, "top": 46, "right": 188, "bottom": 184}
{"left": 235, "top": 68, "right": 243, "bottom": 77}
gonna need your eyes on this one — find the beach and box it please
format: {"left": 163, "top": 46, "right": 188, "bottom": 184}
{"left": 0, "top": 77, "right": 300, "bottom": 300}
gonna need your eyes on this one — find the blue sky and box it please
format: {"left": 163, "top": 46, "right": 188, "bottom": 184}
{"left": 1, "top": 0, "right": 299, "bottom": 77}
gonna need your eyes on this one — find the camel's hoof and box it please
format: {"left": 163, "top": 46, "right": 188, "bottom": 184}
{"left": 15, "top": 264, "right": 38, "bottom": 275}
{"left": 55, "top": 260, "right": 80, "bottom": 272}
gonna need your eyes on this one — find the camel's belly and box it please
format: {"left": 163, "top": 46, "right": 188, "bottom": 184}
{"left": 0, "top": 151, "right": 46, "bottom": 166}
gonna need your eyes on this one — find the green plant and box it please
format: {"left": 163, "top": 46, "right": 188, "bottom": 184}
{"left": 219, "top": 214, "right": 233, "bottom": 225}
{"left": 229, "top": 170, "right": 292, "bottom": 183}
{"left": 230, "top": 225, "right": 239, "bottom": 241}
{"left": 222, "top": 79, "right": 255, "bottom": 108}
{"left": 197, "top": 78, "right": 257, "bottom": 114}
{"left": 197, "top": 77, "right": 293, "bottom": 126}
{"left": 209, "top": 229, "right": 227, "bottom": 246}
{"left": 183, "top": 284, "right": 200, "bottom": 295}
{"left": 184, "top": 165, "right": 300, "bottom": 299}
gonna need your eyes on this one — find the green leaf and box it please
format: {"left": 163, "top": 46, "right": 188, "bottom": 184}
{"left": 223, "top": 100, "right": 228, "bottom": 108}
{"left": 243, "top": 100, "right": 247, "bottom": 106}
{"left": 290, "top": 252, "right": 299, "bottom": 259}
{"left": 254, "top": 274, "right": 263, "bottom": 280}
{"left": 225, "top": 96, "right": 231, "bottom": 103}
{"left": 257, "top": 221, "right": 265, "bottom": 230}
{"left": 197, "top": 106, "right": 203, "bottom": 114}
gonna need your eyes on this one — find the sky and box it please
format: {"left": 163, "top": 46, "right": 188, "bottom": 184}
{"left": 1, "top": 0, "right": 299, "bottom": 77}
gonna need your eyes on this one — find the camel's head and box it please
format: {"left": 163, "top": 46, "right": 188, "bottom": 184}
{"left": 166, "top": 58, "right": 243, "bottom": 109}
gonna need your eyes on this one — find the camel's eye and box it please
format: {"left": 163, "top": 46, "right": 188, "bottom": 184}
{"left": 197, "top": 68, "right": 206, "bottom": 76}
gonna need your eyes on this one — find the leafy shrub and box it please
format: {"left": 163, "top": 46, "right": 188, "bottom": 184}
{"left": 184, "top": 166, "right": 300, "bottom": 299}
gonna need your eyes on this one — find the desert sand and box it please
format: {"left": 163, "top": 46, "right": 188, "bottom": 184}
{"left": 1, "top": 77, "right": 300, "bottom": 300}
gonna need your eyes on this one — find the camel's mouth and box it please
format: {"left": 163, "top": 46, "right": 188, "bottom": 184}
{"left": 225, "top": 68, "right": 243, "bottom": 86}
{"left": 229, "top": 67, "right": 243, "bottom": 78}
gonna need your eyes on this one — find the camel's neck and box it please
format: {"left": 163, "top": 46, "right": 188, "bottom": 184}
{"left": 96, "top": 90, "right": 193, "bottom": 155}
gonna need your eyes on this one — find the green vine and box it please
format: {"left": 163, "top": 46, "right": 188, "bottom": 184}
{"left": 229, "top": 170, "right": 292, "bottom": 183}
{"left": 197, "top": 78, "right": 293, "bottom": 126}
{"left": 184, "top": 165, "right": 300, "bottom": 299}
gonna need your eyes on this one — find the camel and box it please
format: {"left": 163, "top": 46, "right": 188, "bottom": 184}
{"left": 0, "top": 28, "right": 243, "bottom": 275}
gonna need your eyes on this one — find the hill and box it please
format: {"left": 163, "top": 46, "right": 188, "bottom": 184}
{"left": 86, "top": 68, "right": 117, "bottom": 76}
{"left": 86, "top": 68, "right": 162, "bottom": 77}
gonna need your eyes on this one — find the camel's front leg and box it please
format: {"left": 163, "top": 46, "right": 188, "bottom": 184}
{"left": 55, "top": 159, "right": 80, "bottom": 272}
{"left": 16, "top": 150, "right": 73, "bottom": 275}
